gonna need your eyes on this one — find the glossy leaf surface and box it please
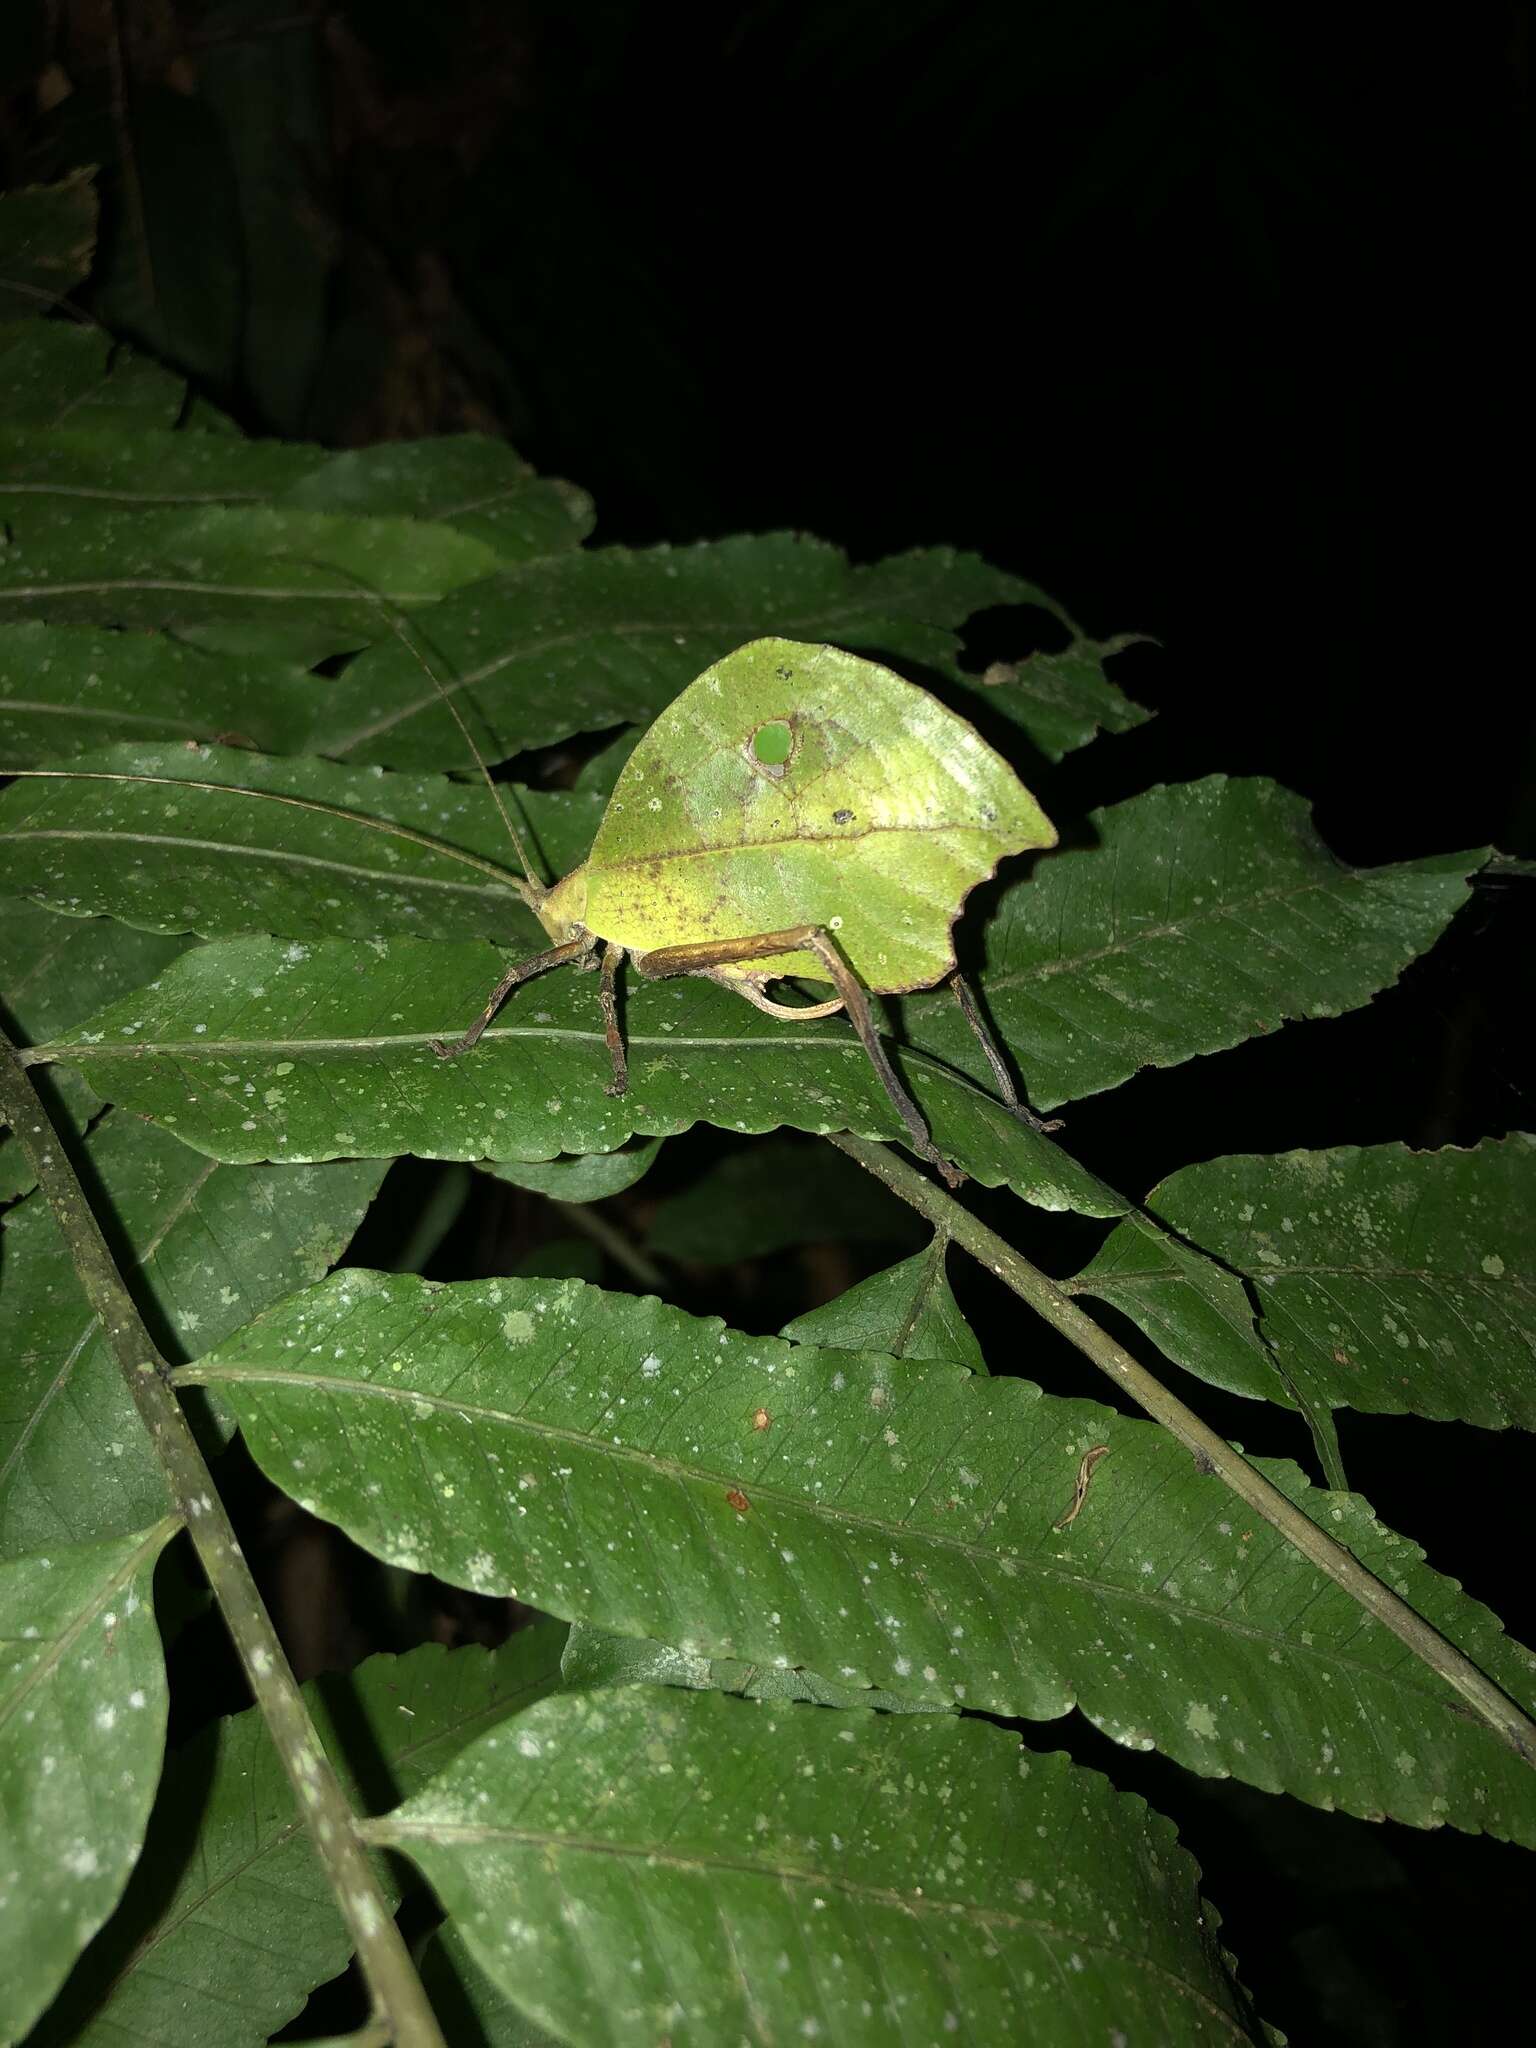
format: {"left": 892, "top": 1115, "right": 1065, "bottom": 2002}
{"left": 0, "top": 899, "right": 189, "bottom": 1201}
{"left": 0, "top": 1518, "right": 175, "bottom": 2045}
{"left": 0, "top": 1112, "right": 384, "bottom": 1551}
{"left": 905, "top": 777, "right": 1483, "bottom": 1110}
{"left": 41, "top": 936, "right": 1118, "bottom": 1215}
{"left": 184, "top": 1270, "right": 1536, "bottom": 1843}
{"left": 376, "top": 1685, "right": 1263, "bottom": 2047}
{"left": 782, "top": 1234, "right": 987, "bottom": 1373}
{"left": 32, "top": 1629, "right": 565, "bottom": 2048}
{"left": 560, "top": 1620, "right": 952, "bottom": 1714}
{"left": 1083, "top": 1138, "right": 1536, "bottom": 1426}
{"left": 305, "top": 535, "right": 1035, "bottom": 767}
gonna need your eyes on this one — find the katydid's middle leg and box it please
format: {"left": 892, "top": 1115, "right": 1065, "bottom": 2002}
{"left": 433, "top": 934, "right": 595, "bottom": 1058}
{"left": 598, "top": 942, "right": 629, "bottom": 1095}
{"left": 634, "top": 923, "right": 961, "bottom": 1188}
{"left": 950, "top": 970, "right": 1063, "bottom": 1133}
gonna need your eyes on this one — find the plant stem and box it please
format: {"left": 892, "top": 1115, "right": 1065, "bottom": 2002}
{"left": 0, "top": 1034, "right": 448, "bottom": 2048}
{"left": 551, "top": 1196, "right": 669, "bottom": 1292}
{"left": 830, "top": 1131, "right": 1536, "bottom": 1769}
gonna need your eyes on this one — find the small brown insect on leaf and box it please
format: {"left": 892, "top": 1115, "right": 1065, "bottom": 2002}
{"left": 751, "top": 1407, "right": 771, "bottom": 1432}
{"left": 1052, "top": 1443, "right": 1111, "bottom": 1532}
{"left": 725, "top": 1488, "right": 751, "bottom": 1514}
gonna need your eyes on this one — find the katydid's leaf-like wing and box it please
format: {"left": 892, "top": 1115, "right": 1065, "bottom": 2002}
{"left": 303, "top": 535, "right": 1034, "bottom": 767}
{"left": 560, "top": 1619, "right": 953, "bottom": 1712}
{"left": 39, "top": 936, "right": 1120, "bottom": 1216}
{"left": 906, "top": 777, "right": 1484, "bottom": 1111}
{"left": 0, "top": 1518, "right": 177, "bottom": 2046}
{"left": 0, "top": 170, "right": 96, "bottom": 319}
{"left": 185, "top": 1270, "right": 1536, "bottom": 1843}
{"left": 581, "top": 636, "right": 1055, "bottom": 989}
{"left": 646, "top": 1136, "right": 921, "bottom": 1262}
{"left": 483, "top": 1136, "right": 664, "bottom": 1204}
{"left": 0, "top": 505, "right": 499, "bottom": 663}
{"left": 782, "top": 1234, "right": 987, "bottom": 1373}
{"left": 30, "top": 1629, "right": 566, "bottom": 2048}
{"left": 373, "top": 1686, "right": 1266, "bottom": 2048}
{"left": 0, "top": 898, "right": 190, "bottom": 1201}
{"left": 0, "top": 1111, "right": 385, "bottom": 1552}
{"left": 0, "top": 743, "right": 598, "bottom": 944}
{"left": 1082, "top": 1138, "right": 1536, "bottom": 1427}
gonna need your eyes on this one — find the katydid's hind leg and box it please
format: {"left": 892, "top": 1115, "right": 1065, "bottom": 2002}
{"left": 432, "top": 935, "right": 594, "bottom": 1058}
{"left": 635, "top": 924, "right": 961, "bottom": 1189}
{"left": 950, "top": 971, "right": 1064, "bottom": 1133}
{"left": 598, "top": 942, "right": 629, "bottom": 1096}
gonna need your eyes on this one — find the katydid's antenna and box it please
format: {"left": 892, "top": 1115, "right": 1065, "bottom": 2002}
{"left": 289, "top": 554, "right": 546, "bottom": 897}
{"left": 367, "top": 597, "right": 546, "bottom": 898}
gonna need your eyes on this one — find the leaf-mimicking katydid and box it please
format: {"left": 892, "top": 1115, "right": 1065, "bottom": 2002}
{"left": 429, "top": 635, "right": 1057, "bottom": 1185}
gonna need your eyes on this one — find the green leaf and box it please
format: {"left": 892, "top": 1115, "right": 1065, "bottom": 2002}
{"left": 1, "top": 741, "right": 603, "bottom": 941}
{"left": 0, "top": 504, "right": 501, "bottom": 664}
{"left": 1082, "top": 1138, "right": 1536, "bottom": 1427}
{"left": 0, "top": 1517, "right": 176, "bottom": 2046}
{"left": 375, "top": 1686, "right": 1264, "bottom": 2047}
{"left": 0, "top": 742, "right": 593, "bottom": 945}
{"left": 0, "top": 625, "right": 316, "bottom": 765}
{"left": 782, "top": 1233, "right": 987, "bottom": 1373}
{"left": 0, "top": 898, "right": 190, "bottom": 1201}
{"left": 952, "top": 630, "right": 1154, "bottom": 762}
{"left": 906, "top": 777, "right": 1485, "bottom": 1111}
{"left": 282, "top": 436, "right": 594, "bottom": 561}
{"left": 0, "top": 324, "right": 186, "bottom": 433}
{"left": 41, "top": 935, "right": 1120, "bottom": 1215}
{"left": 0, "top": 169, "right": 97, "bottom": 320}
{"left": 32, "top": 1628, "right": 566, "bottom": 2048}
{"left": 560, "top": 1620, "right": 953, "bottom": 1714}
{"left": 0, "top": 424, "right": 591, "bottom": 571}
{"left": 647, "top": 1137, "right": 921, "bottom": 1263}
{"left": 302, "top": 535, "right": 1034, "bottom": 768}
{"left": 0, "top": 1112, "right": 385, "bottom": 1551}
{"left": 483, "top": 1136, "right": 664, "bottom": 1204}
{"left": 416, "top": 1926, "right": 562, "bottom": 2048}
{"left": 184, "top": 1269, "right": 1536, "bottom": 1842}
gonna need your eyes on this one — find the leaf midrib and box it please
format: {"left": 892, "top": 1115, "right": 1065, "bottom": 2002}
{"left": 178, "top": 1358, "right": 1464, "bottom": 1702}
{"left": 371, "top": 1817, "right": 1250, "bottom": 2033}
{"left": 5, "top": 826, "right": 517, "bottom": 900}
{"left": 984, "top": 863, "right": 1432, "bottom": 994}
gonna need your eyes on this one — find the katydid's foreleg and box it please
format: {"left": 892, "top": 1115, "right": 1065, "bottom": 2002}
{"left": 432, "top": 935, "right": 595, "bottom": 1059}
{"left": 950, "top": 971, "right": 1063, "bottom": 1133}
{"left": 598, "top": 942, "right": 629, "bottom": 1096}
{"left": 635, "top": 925, "right": 961, "bottom": 1189}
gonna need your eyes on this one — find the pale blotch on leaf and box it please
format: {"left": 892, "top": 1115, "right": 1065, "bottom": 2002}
{"left": 502, "top": 1310, "right": 534, "bottom": 1345}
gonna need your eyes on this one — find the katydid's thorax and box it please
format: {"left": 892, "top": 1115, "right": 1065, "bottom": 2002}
{"left": 536, "top": 864, "right": 589, "bottom": 944}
